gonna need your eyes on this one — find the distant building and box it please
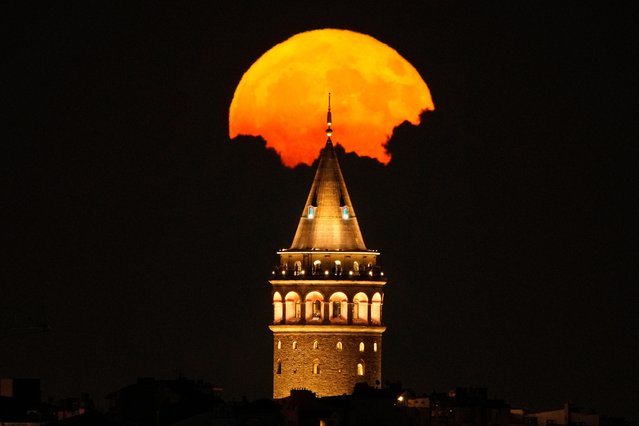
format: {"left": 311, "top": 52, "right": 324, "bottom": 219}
{"left": 0, "top": 379, "right": 40, "bottom": 407}
{"left": 269, "top": 98, "right": 387, "bottom": 398}
{"left": 427, "top": 387, "right": 511, "bottom": 426}
{"left": 105, "top": 377, "right": 225, "bottom": 426}
{"left": 521, "top": 403, "right": 630, "bottom": 426}
{"left": 0, "top": 378, "right": 49, "bottom": 426}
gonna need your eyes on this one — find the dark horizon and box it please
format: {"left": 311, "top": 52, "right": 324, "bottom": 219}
{"left": 3, "top": 1, "right": 636, "bottom": 423}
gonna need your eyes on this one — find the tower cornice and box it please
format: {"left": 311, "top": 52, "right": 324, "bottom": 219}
{"left": 269, "top": 324, "right": 386, "bottom": 334}
{"left": 277, "top": 250, "right": 379, "bottom": 255}
{"left": 269, "top": 279, "right": 387, "bottom": 287}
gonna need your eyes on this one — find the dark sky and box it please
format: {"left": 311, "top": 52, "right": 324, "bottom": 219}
{"left": 3, "top": 1, "right": 637, "bottom": 421}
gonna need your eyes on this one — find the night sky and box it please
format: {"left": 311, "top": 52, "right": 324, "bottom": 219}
{"left": 4, "top": 1, "right": 637, "bottom": 422}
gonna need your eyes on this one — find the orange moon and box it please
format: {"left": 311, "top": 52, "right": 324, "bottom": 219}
{"left": 229, "top": 28, "right": 434, "bottom": 167}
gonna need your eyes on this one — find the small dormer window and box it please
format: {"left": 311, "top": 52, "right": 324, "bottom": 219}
{"left": 308, "top": 206, "right": 315, "bottom": 219}
{"left": 342, "top": 206, "right": 349, "bottom": 219}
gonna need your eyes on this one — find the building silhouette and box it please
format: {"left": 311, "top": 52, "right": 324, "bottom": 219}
{"left": 269, "top": 97, "right": 387, "bottom": 398}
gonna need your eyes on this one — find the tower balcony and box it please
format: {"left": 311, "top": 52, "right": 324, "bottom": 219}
{"left": 270, "top": 266, "right": 386, "bottom": 281}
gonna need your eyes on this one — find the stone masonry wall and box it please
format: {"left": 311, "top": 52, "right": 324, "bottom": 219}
{"left": 273, "top": 332, "right": 382, "bottom": 399}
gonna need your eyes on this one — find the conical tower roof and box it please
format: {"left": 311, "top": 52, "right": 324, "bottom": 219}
{"left": 289, "top": 99, "right": 367, "bottom": 251}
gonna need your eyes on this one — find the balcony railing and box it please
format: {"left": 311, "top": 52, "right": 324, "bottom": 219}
{"left": 270, "top": 268, "right": 386, "bottom": 280}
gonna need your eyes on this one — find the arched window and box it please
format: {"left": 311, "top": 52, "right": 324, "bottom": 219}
{"left": 313, "top": 340, "right": 319, "bottom": 349}
{"left": 313, "top": 361, "right": 320, "bottom": 375}
{"left": 371, "top": 292, "right": 382, "bottom": 324}
{"left": 284, "top": 292, "right": 301, "bottom": 322}
{"left": 334, "top": 260, "right": 342, "bottom": 276}
{"left": 336, "top": 341, "right": 343, "bottom": 350}
{"left": 276, "top": 360, "right": 282, "bottom": 374}
{"left": 353, "top": 292, "right": 369, "bottom": 323}
{"left": 373, "top": 342, "right": 378, "bottom": 352}
{"left": 333, "top": 301, "right": 341, "bottom": 317}
{"left": 312, "top": 260, "right": 322, "bottom": 275}
{"left": 357, "top": 362, "right": 364, "bottom": 376}
{"left": 329, "top": 292, "right": 348, "bottom": 322}
{"left": 294, "top": 261, "right": 302, "bottom": 275}
{"left": 353, "top": 261, "right": 360, "bottom": 275}
{"left": 305, "top": 291, "right": 324, "bottom": 321}
{"left": 277, "top": 340, "right": 281, "bottom": 350}
{"left": 292, "top": 341, "right": 297, "bottom": 349}
{"left": 273, "top": 292, "right": 283, "bottom": 323}
{"left": 359, "top": 342, "right": 365, "bottom": 352}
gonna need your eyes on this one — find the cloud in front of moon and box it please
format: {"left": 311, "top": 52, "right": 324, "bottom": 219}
{"left": 229, "top": 28, "right": 434, "bottom": 167}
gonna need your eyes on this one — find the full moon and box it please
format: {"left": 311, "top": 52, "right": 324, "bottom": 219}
{"left": 229, "top": 29, "right": 434, "bottom": 167}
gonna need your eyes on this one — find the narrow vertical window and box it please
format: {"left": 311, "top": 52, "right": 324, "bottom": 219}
{"left": 359, "top": 342, "right": 365, "bottom": 352}
{"left": 313, "top": 362, "right": 320, "bottom": 374}
{"left": 277, "top": 340, "right": 281, "bottom": 350}
{"left": 342, "top": 206, "right": 349, "bottom": 219}
{"left": 313, "top": 340, "right": 319, "bottom": 349}
{"left": 373, "top": 342, "right": 377, "bottom": 352}
{"left": 357, "top": 363, "right": 364, "bottom": 376}
{"left": 276, "top": 360, "right": 282, "bottom": 374}
{"left": 308, "top": 206, "right": 315, "bottom": 219}
{"left": 292, "top": 341, "right": 297, "bottom": 349}
{"left": 336, "top": 342, "right": 342, "bottom": 351}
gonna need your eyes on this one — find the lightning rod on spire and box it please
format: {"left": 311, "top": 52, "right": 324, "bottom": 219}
{"left": 326, "top": 93, "right": 333, "bottom": 140}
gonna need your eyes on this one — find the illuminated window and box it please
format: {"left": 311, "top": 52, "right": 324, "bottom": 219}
{"left": 329, "top": 293, "right": 346, "bottom": 322}
{"left": 359, "top": 342, "right": 365, "bottom": 352}
{"left": 353, "top": 292, "right": 368, "bottom": 323}
{"left": 305, "top": 291, "right": 324, "bottom": 322}
{"left": 313, "top": 362, "right": 320, "bottom": 375}
{"left": 357, "top": 362, "right": 364, "bottom": 376}
{"left": 332, "top": 301, "right": 341, "bottom": 317}
{"left": 336, "top": 341, "right": 342, "bottom": 350}
{"left": 285, "top": 292, "right": 301, "bottom": 322}
{"left": 312, "top": 260, "right": 321, "bottom": 275}
{"left": 371, "top": 292, "right": 382, "bottom": 325}
{"left": 294, "top": 261, "right": 302, "bottom": 276}
{"left": 292, "top": 341, "right": 297, "bottom": 349}
{"left": 308, "top": 206, "right": 315, "bottom": 219}
{"left": 276, "top": 360, "right": 282, "bottom": 374}
{"left": 373, "top": 342, "right": 377, "bottom": 352}
{"left": 277, "top": 340, "right": 281, "bottom": 350}
{"left": 313, "top": 340, "right": 319, "bottom": 349}
{"left": 273, "top": 292, "right": 283, "bottom": 323}
{"left": 312, "top": 300, "right": 322, "bottom": 319}
{"left": 342, "top": 206, "right": 349, "bottom": 219}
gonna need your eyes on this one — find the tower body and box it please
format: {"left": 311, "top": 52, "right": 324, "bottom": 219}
{"left": 269, "top": 109, "right": 387, "bottom": 398}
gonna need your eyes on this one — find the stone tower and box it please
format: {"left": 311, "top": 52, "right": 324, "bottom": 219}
{"left": 269, "top": 96, "right": 387, "bottom": 398}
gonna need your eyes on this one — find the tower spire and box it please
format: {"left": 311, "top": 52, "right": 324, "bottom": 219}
{"left": 326, "top": 92, "right": 333, "bottom": 142}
